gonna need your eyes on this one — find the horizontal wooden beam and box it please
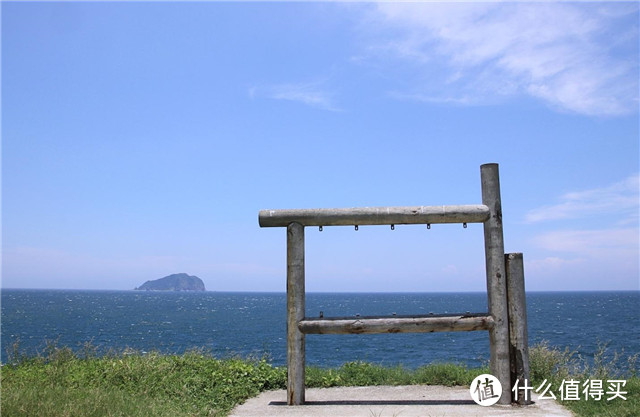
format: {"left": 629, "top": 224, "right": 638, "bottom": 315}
{"left": 259, "top": 205, "right": 490, "bottom": 228}
{"left": 298, "top": 313, "right": 494, "bottom": 335}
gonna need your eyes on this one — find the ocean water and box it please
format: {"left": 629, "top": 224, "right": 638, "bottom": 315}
{"left": 1, "top": 290, "right": 638, "bottom": 370}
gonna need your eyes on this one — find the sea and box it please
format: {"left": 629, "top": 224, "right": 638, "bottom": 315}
{"left": 1, "top": 290, "right": 639, "bottom": 372}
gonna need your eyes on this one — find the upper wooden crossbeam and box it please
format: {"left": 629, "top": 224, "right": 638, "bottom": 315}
{"left": 258, "top": 205, "right": 490, "bottom": 228}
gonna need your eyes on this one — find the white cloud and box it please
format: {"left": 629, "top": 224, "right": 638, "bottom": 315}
{"left": 526, "top": 229, "right": 639, "bottom": 290}
{"left": 388, "top": 91, "right": 475, "bottom": 106}
{"left": 359, "top": 2, "right": 638, "bottom": 116}
{"left": 526, "top": 256, "right": 585, "bottom": 272}
{"left": 524, "top": 176, "right": 639, "bottom": 290}
{"left": 531, "top": 228, "right": 638, "bottom": 255}
{"left": 524, "top": 253, "right": 637, "bottom": 291}
{"left": 249, "top": 81, "right": 341, "bottom": 112}
{"left": 441, "top": 264, "right": 458, "bottom": 274}
{"left": 525, "top": 174, "right": 639, "bottom": 223}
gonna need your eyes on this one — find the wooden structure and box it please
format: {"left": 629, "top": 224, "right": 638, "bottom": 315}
{"left": 258, "top": 163, "right": 530, "bottom": 406}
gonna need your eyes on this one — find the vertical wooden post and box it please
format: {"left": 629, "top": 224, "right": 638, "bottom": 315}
{"left": 287, "top": 222, "right": 305, "bottom": 405}
{"left": 481, "top": 163, "right": 511, "bottom": 405}
{"left": 506, "top": 253, "right": 531, "bottom": 405}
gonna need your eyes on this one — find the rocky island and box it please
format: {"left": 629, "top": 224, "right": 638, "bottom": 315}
{"left": 135, "top": 273, "right": 206, "bottom": 291}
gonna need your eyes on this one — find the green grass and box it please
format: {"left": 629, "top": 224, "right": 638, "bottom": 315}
{"left": 306, "top": 360, "right": 487, "bottom": 388}
{"left": 1, "top": 341, "right": 637, "bottom": 417}
{"left": 2, "top": 345, "right": 285, "bottom": 417}
{"left": 527, "top": 341, "right": 639, "bottom": 417}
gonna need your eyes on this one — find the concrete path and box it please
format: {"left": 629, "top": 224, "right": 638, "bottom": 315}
{"left": 229, "top": 385, "right": 573, "bottom": 417}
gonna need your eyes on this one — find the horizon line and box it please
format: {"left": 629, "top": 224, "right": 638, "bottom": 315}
{"left": 2, "top": 288, "right": 638, "bottom": 293}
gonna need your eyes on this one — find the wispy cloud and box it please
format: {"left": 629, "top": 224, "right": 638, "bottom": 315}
{"left": 526, "top": 256, "right": 585, "bottom": 273}
{"left": 524, "top": 175, "right": 639, "bottom": 290}
{"left": 531, "top": 227, "right": 638, "bottom": 272}
{"left": 388, "top": 91, "right": 475, "bottom": 106}
{"left": 525, "top": 174, "right": 639, "bottom": 223}
{"left": 526, "top": 228, "right": 638, "bottom": 290}
{"left": 249, "top": 80, "right": 341, "bottom": 112}
{"left": 358, "top": 2, "right": 639, "bottom": 116}
{"left": 441, "top": 264, "right": 458, "bottom": 275}
{"left": 531, "top": 228, "right": 638, "bottom": 255}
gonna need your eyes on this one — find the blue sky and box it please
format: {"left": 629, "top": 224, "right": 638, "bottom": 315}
{"left": 2, "top": 1, "right": 638, "bottom": 292}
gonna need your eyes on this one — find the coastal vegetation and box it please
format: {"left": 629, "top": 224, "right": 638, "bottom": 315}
{"left": 1, "top": 340, "right": 637, "bottom": 417}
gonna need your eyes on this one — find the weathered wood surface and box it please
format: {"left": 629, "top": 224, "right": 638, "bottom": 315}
{"left": 259, "top": 205, "right": 490, "bottom": 228}
{"left": 286, "top": 222, "right": 305, "bottom": 405}
{"left": 298, "top": 314, "right": 494, "bottom": 335}
{"left": 506, "top": 252, "right": 531, "bottom": 405}
{"left": 481, "top": 163, "right": 511, "bottom": 405}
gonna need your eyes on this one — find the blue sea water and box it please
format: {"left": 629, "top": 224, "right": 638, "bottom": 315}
{"left": 1, "top": 290, "right": 638, "bottom": 371}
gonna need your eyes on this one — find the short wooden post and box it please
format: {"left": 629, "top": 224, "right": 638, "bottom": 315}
{"left": 286, "top": 222, "right": 305, "bottom": 405}
{"left": 506, "top": 253, "right": 531, "bottom": 405}
{"left": 481, "top": 163, "right": 511, "bottom": 405}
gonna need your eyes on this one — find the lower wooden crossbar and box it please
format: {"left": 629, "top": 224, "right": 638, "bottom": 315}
{"left": 298, "top": 313, "right": 494, "bottom": 335}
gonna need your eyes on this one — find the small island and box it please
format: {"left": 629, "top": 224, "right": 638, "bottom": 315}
{"left": 135, "top": 273, "right": 206, "bottom": 291}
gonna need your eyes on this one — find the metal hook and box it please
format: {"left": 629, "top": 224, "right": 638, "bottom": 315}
{"left": 355, "top": 225, "right": 359, "bottom": 231}
{"left": 391, "top": 224, "right": 395, "bottom": 230}
{"left": 463, "top": 223, "right": 467, "bottom": 229}
{"left": 319, "top": 225, "right": 323, "bottom": 232}
{"left": 427, "top": 224, "right": 431, "bottom": 229}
